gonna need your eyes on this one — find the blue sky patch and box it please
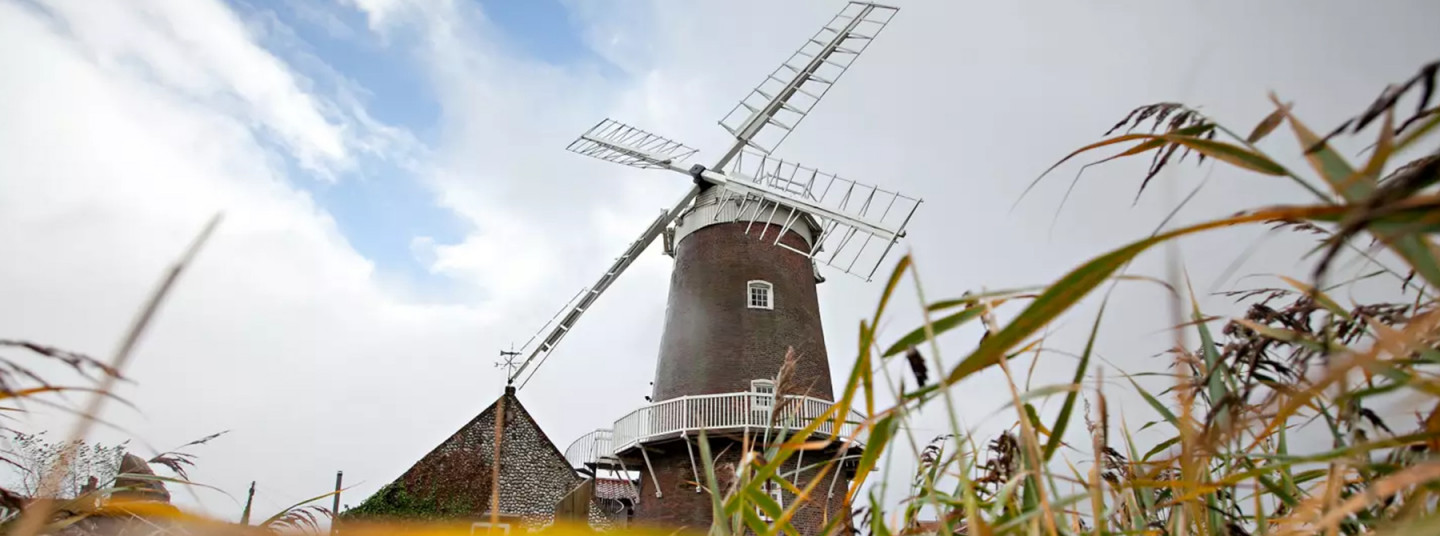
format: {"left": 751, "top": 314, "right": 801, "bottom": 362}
{"left": 222, "top": 0, "right": 466, "bottom": 300}
{"left": 478, "top": 0, "right": 597, "bottom": 66}
{"left": 274, "top": 0, "right": 442, "bottom": 141}
{"left": 309, "top": 161, "right": 472, "bottom": 300}
{"left": 223, "top": 0, "right": 609, "bottom": 301}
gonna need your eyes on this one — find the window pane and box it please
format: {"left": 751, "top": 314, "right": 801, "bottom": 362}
{"left": 747, "top": 281, "right": 772, "bottom": 309}
{"left": 750, "top": 286, "right": 769, "bottom": 308}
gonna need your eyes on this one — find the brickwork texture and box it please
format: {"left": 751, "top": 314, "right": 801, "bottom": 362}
{"left": 630, "top": 438, "right": 852, "bottom": 535}
{"left": 652, "top": 221, "right": 833, "bottom": 402}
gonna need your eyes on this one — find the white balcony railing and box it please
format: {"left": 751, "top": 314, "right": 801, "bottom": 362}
{"left": 564, "top": 429, "right": 614, "bottom": 468}
{"left": 566, "top": 392, "right": 866, "bottom": 469}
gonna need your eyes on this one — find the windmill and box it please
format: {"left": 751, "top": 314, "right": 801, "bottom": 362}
{"left": 505, "top": 2, "right": 916, "bottom": 530}
{"left": 507, "top": 1, "right": 917, "bottom": 391}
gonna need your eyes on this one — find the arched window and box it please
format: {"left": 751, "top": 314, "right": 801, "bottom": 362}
{"left": 747, "top": 280, "right": 773, "bottom": 310}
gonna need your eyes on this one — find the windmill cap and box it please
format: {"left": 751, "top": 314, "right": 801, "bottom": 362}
{"left": 672, "top": 186, "right": 820, "bottom": 248}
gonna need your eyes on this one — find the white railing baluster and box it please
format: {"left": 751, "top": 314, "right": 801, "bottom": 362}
{"left": 564, "top": 391, "right": 870, "bottom": 469}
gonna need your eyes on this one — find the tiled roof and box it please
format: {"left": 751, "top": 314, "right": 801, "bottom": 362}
{"left": 593, "top": 478, "right": 639, "bottom": 501}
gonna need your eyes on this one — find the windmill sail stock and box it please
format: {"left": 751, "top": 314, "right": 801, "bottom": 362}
{"left": 506, "top": 1, "right": 912, "bottom": 390}
{"left": 507, "top": 185, "right": 701, "bottom": 389}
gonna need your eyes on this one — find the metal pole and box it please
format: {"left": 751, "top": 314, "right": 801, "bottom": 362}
{"left": 331, "top": 471, "right": 343, "bottom": 534}
{"left": 240, "top": 481, "right": 255, "bottom": 525}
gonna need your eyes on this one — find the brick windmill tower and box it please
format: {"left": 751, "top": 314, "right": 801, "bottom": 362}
{"left": 506, "top": 2, "right": 917, "bottom": 533}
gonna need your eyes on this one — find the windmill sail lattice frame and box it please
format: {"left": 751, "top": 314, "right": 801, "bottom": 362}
{"left": 719, "top": 151, "right": 920, "bottom": 281}
{"left": 564, "top": 127, "right": 917, "bottom": 281}
{"left": 566, "top": 119, "right": 698, "bottom": 169}
{"left": 718, "top": 2, "right": 899, "bottom": 159}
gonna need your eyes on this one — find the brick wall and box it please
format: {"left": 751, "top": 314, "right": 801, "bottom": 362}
{"left": 630, "top": 438, "right": 853, "bottom": 535}
{"left": 652, "top": 222, "right": 833, "bottom": 402}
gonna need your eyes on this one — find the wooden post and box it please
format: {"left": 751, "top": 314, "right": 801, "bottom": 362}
{"left": 490, "top": 387, "right": 510, "bottom": 530}
{"left": 331, "top": 470, "right": 343, "bottom": 532}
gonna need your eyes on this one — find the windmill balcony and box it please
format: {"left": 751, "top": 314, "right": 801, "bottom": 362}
{"left": 565, "top": 392, "right": 867, "bottom": 470}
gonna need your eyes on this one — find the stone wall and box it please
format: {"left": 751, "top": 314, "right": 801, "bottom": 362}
{"left": 491, "top": 392, "right": 583, "bottom": 527}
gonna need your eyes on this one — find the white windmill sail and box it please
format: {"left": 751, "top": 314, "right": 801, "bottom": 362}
{"left": 507, "top": 186, "right": 701, "bottom": 387}
{"left": 569, "top": 122, "right": 922, "bottom": 281}
{"left": 716, "top": 2, "right": 900, "bottom": 165}
{"left": 566, "top": 119, "right": 698, "bottom": 169}
{"left": 715, "top": 151, "right": 921, "bottom": 281}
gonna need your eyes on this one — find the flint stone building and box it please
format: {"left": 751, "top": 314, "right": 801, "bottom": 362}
{"left": 343, "top": 387, "right": 590, "bottom": 531}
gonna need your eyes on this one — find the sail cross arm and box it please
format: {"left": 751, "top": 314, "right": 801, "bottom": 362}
{"left": 697, "top": 167, "right": 901, "bottom": 242}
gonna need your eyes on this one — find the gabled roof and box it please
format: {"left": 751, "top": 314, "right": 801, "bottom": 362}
{"left": 345, "top": 387, "right": 580, "bottom": 522}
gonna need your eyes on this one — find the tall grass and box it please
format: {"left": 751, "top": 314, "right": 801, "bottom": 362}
{"left": 690, "top": 59, "right": 1440, "bottom": 536}
{"left": 1, "top": 59, "right": 1437, "bottom": 536}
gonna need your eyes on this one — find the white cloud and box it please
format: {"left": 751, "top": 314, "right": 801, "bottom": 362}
{"left": 341, "top": 0, "right": 423, "bottom": 33}
{"left": 0, "top": 0, "right": 484, "bottom": 514}
{"left": 0, "top": 0, "right": 684, "bottom": 516}
{"left": 34, "top": 0, "right": 356, "bottom": 176}
{"left": 413, "top": 211, "right": 557, "bottom": 304}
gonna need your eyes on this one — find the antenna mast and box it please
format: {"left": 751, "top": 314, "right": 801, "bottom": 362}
{"left": 496, "top": 344, "right": 521, "bottom": 380}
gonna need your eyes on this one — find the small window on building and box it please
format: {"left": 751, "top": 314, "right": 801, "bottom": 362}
{"left": 747, "top": 280, "right": 773, "bottom": 310}
{"left": 758, "top": 481, "right": 784, "bottom": 522}
{"left": 751, "top": 379, "right": 775, "bottom": 412}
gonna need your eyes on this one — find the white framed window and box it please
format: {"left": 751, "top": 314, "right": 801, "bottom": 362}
{"left": 747, "top": 280, "right": 773, "bottom": 310}
{"left": 750, "top": 379, "right": 775, "bottom": 412}
{"left": 471, "top": 522, "right": 510, "bottom": 535}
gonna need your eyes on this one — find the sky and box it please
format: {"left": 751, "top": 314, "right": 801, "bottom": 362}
{"left": 2, "top": 0, "right": 1438, "bottom": 522}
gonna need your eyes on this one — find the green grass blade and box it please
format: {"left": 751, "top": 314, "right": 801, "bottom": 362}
{"left": 848, "top": 413, "right": 899, "bottom": 502}
{"left": 836, "top": 256, "right": 911, "bottom": 435}
{"left": 1125, "top": 375, "right": 1179, "bottom": 427}
{"left": 696, "top": 430, "right": 731, "bottom": 536}
{"left": 1141, "top": 436, "right": 1181, "bottom": 462}
{"left": 881, "top": 305, "right": 988, "bottom": 357}
{"left": 942, "top": 201, "right": 1355, "bottom": 389}
{"left": 1043, "top": 303, "right": 1104, "bottom": 460}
